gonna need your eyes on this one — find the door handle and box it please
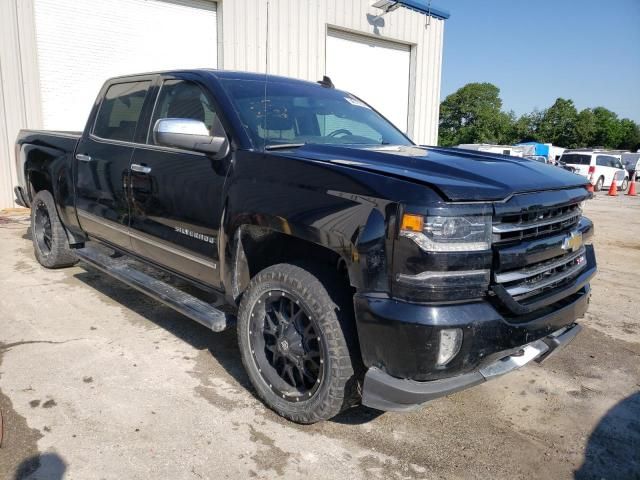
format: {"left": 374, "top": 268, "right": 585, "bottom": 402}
{"left": 75, "top": 153, "right": 92, "bottom": 162}
{"left": 131, "top": 164, "right": 152, "bottom": 174}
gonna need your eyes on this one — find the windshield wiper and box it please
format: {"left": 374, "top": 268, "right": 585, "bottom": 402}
{"left": 264, "top": 143, "right": 306, "bottom": 151}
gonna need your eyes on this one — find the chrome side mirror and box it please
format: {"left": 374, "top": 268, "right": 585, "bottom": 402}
{"left": 153, "top": 118, "right": 229, "bottom": 158}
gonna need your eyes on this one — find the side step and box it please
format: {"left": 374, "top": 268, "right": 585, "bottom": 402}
{"left": 75, "top": 245, "right": 234, "bottom": 332}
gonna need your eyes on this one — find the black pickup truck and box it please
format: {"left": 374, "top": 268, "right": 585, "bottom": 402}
{"left": 14, "top": 70, "right": 596, "bottom": 423}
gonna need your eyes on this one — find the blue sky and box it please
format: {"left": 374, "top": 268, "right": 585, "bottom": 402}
{"left": 439, "top": 0, "right": 640, "bottom": 122}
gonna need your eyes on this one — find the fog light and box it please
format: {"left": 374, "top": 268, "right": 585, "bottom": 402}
{"left": 437, "top": 328, "right": 462, "bottom": 366}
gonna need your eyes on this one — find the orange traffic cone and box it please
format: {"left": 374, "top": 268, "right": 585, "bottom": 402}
{"left": 586, "top": 182, "right": 594, "bottom": 193}
{"left": 608, "top": 180, "right": 618, "bottom": 196}
{"left": 628, "top": 174, "right": 637, "bottom": 196}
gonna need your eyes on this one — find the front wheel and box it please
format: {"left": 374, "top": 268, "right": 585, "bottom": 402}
{"left": 237, "top": 263, "right": 359, "bottom": 424}
{"left": 31, "top": 190, "right": 78, "bottom": 268}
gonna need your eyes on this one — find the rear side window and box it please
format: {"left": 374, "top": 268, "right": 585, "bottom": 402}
{"left": 596, "top": 155, "right": 616, "bottom": 167}
{"left": 561, "top": 154, "right": 591, "bottom": 165}
{"left": 93, "top": 81, "right": 151, "bottom": 142}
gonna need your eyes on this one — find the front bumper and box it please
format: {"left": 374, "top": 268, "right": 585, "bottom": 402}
{"left": 355, "top": 245, "right": 596, "bottom": 411}
{"left": 362, "top": 323, "right": 581, "bottom": 411}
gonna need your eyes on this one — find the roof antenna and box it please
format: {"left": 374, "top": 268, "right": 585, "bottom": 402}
{"left": 317, "top": 76, "right": 335, "bottom": 89}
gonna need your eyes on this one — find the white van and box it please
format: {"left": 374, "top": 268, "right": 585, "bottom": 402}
{"left": 560, "top": 150, "right": 629, "bottom": 192}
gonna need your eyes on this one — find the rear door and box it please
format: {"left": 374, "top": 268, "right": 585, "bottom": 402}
{"left": 128, "top": 75, "right": 230, "bottom": 288}
{"left": 595, "top": 155, "right": 616, "bottom": 186}
{"left": 75, "top": 78, "right": 153, "bottom": 248}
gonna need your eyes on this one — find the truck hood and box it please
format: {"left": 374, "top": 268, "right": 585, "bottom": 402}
{"left": 284, "top": 144, "right": 588, "bottom": 202}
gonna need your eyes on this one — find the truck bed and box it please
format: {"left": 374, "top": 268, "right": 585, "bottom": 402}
{"left": 17, "top": 129, "right": 82, "bottom": 152}
{"left": 15, "top": 129, "right": 83, "bottom": 208}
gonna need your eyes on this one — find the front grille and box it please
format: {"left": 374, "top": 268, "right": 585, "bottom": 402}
{"left": 492, "top": 203, "right": 581, "bottom": 243}
{"left": 491, "top": 195, "right": 591, "bottom": 314}
{"left": 494, "top": 247, "right": 587, "bottom": 302}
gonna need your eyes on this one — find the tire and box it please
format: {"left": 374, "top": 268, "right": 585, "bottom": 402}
{"left": 237, "top": 263, "right": 359, "bottom": 424}
{"left": 621, "top": 178, "right": 629, "bottom": 192}
{"left": 594, "top": 176, "right": 604, "bottom": 192}
{"left": 31, "top": 190, "right": 78, "bottom": 268}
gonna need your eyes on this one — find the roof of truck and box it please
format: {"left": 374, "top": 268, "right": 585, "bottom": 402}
{"left": 107, "top": 69, "right": 325, "bottom": 88}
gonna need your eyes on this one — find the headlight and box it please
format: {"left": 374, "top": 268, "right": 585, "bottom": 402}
{"left": 400, "top": 214, "right": 492, "bottom": 252}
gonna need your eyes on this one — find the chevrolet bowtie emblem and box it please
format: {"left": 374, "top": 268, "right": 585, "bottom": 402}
{"left": 562, "top": 231, "right": 583, "bottom": 252}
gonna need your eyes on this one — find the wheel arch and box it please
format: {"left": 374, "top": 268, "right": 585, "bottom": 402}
{"left": 225, "top": 223, "right": 352, "bottom": 303}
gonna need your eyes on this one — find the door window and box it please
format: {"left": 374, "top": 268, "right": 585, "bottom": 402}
{"left": 93, "top": 81, "right": 151, "bottom": 142}
{"left": 596, "top": 155, "right": 616, "bottom": 167}
{"left": 148, "top": 80, "right": 222, "bottom": 144}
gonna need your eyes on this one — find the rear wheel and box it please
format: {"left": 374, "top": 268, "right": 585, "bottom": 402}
{"left": 31, "top": 190, "right": 78, "bottom": 268}
{"left": 621, "top": 178, "right": 629, "bottom": 192}
{"left": 237, "top": 263, "right": 359, "bottom": 424}
{"left": 594, "top": 176, "right": 604, "bottom": 192}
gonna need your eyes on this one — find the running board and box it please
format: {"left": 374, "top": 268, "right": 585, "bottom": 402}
{"left": 75, "top": 246, "right": 233, "bottom": 332}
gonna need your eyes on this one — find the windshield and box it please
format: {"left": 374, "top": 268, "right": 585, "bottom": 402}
{"left": 220, "top": 78, "right": 412, "bottom": 149}
{"left": 561, "top": 154, "right": 591, "bottom": 165}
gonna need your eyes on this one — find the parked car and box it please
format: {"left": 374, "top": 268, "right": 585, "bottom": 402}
{"left": 622, "top": 153, "right": 640, "bottom": 181}
{"left": 560, "top": 150, "right": 629, "bottom": 192}
{"left": 14, "top": 70, "right": 596, "bottom": 423}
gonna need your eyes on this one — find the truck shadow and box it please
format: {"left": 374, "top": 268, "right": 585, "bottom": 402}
{"left": 72, "top": 263, "right": 381, "bottom": 425}
{"left": 574, "top": 391, "right": 640, "bottom": 479}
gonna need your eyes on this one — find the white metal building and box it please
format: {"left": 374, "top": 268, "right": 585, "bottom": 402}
{"left": 0, "top": 0, "right": 448, "bottom": 208}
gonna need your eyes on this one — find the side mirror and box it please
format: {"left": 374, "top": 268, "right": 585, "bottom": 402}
{"left": 153, "top": 118, "right": 229, "bottom": 158}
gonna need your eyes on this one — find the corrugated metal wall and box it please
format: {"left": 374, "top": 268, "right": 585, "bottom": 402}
{"left": 0, "top": 0, "right": 42, "bottom": 209}
{"left": 0, "top": 0, "right": 444, "bottom": 208}
{"left": 219, "top": 0, "right": 445, "bottom": 144}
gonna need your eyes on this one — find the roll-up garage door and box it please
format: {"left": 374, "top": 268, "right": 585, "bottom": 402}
{"left": 33, "top": 0, "right": 218, "bottom": 131}
{"left": 325, "top": 29, "right": 411, "bottom": 133}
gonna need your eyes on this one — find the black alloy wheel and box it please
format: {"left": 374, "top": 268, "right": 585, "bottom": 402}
{"left": 249, "top": 291, "right": 324, "bottom": 401}
{"left": 34, "top": 200, "right": 53, "bottom": 256}
{"left": 30, "top": 190, "right": 78, "bottom": 268}
{"left": 237, "top": 263, "right": 360, "bottom": 423}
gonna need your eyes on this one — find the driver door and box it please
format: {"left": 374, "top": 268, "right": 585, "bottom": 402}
{"left": 128, "top": 76, "right": 230, "bottom": 288}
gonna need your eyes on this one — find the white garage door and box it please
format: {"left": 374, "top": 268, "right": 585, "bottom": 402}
{"left": 34, "top": 0, "right": 218, "bottom": 132}
{"left": 325, "top": 29, "right": 411, "bottom": 133}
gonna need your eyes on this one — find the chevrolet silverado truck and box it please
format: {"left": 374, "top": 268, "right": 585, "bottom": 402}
{"left": 14, "top": 70, "right": 596, "bottom": 423}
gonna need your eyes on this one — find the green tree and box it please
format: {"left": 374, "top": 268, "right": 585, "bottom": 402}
{"left": 438, "top": 83, "right": 512, "bottom": 146}
{"left": 592, "top": 107, "right": 622, "bottom": 148}
{"left": 438, "top": 83, "right": 640, "bottom": 151}
{"left": 513, "top": 110, "right": 544, "bottom": 143}
{"left": 617, "top": 118, "right": 640, "bottom": 151}
{"left": 574, "top": 109, "right": 597, "bottom": 147}
{"left": 537, "top": 98, "right": 578, "bottom": 147}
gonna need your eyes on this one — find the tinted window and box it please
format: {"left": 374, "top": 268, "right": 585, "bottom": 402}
{"left": 596, "top": 155, "right": 617, "bottom": 167}
{"left": 622, "top": 154, "right": 640, "bottom": 170}
{"left": 561, "top": 154, "right": 591, "bottom": 165}
{"left": 93, "top": 81, "right": 151, "bottom": 141}
{"left": 148, "top": 80, "right": 222, "bottom": 144}
{"left": 220, "top": 79, "right": 411, "bottom": 148}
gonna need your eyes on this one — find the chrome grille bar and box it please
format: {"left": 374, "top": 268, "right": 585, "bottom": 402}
{"left": 493, "top": 208, "right": 582, "bottom": 234}
{"left": 499, "top": 253, "right": 587, "bottom": 300}
{"left": 492, "top": 201, "right": 583, "bottom": 244}
{"left": 495, "top": 247, "right": 586, "bottom": 283}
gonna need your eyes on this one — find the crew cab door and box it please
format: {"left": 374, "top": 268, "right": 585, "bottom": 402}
{"left": 75, "top": 78, "right": 153, "bottom": 248}
{"left": 128, "top": 76, "right": 230, "bottom": 288}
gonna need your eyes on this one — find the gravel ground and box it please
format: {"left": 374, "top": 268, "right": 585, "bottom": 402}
{"left": 0, "top": 193, "right": 639, "bottom": 480}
